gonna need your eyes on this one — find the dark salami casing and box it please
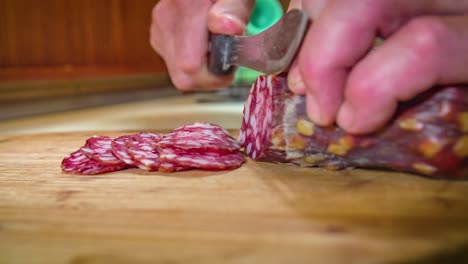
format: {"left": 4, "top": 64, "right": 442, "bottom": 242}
{"left": 239, "top": 74, "right": 468, "bottom": 178}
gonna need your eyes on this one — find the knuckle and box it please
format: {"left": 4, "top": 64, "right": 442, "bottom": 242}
{"left": 347, "top": 70, "right": 382, "bottom": 101}
{"left": 149, "top": 22, "right": 164, "bottom": 56}
{"left": 151, "top": 1, "right": 165, "bottom": 22}
{"left": 149, "top": 36, "right": 157, "bottom": 52}
{"left": 172, "top": 0, "right": 186, "bottom": 8}
{"left": 298, "top": 60, "right": 327, "bottom": 93}
{"left": 152, "top": 0, "right": 182, "bottom": 26}
{"left": 170, "top": 72, "right": 195, "bottom": 91}
{"left": 405, "top": 16, "right": 448, "bottom": 56}
{"left": 149, "top": 39, "right": 162, "bottom": 56}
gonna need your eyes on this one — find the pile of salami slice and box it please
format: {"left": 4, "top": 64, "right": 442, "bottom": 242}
{"left": 62, "top": 123, "right": 245, "bottom": 175}
{"left": 239, "top": 73, "right": 468, "bottom": 178}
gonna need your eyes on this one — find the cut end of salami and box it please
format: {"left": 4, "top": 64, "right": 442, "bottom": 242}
{"left": 238, "top": 76, "right": 276, "bottom": 161}
{"left": 239, "top": 74, "right": 468, "bottom": 178}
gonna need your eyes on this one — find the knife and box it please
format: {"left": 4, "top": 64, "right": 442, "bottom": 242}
{"left": 208, "top": 9, "right": 309, "bottom": 76}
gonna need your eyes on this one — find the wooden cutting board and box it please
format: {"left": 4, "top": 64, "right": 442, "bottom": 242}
{"left": 1, "top": 131, "right": 468, "bottom": 264}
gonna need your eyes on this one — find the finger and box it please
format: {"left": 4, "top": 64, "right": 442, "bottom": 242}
{"left": 164, "top": 0, "right": 211, "bottom": 90}
{"left": 338, "top": 15, "right": 468, "bottom": 134}
{"left": 288, "top": 60, "right": 306, "bottom": 94}
{"left": 287, "top": 0, "right": 327, "bottom": 95}
{"left": 208, "top": 0, "right": 255, "bottom": 34}
{"left": 293, "top": 0, "right": 327, "bottom": 18}
{"left": 287, "top": 0, "right": 303, "bottom": 11}
{"left": 165, "top": 0, "right": 233, "bottom": 90}
{"left": 149, "top": 21, "right": 162, "bottom": 56}
{"left": 295, "top": 0, "right": 380, "bottom": 126}
{"left": 150, "top": 0, "right": 178, "bottom": 58}
{"left": 165, "top": 64, "right": 234, "bottom": 92}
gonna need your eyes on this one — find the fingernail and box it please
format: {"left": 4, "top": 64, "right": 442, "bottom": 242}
{"left": 288, "top": 70, "right": 306, "bottom": 94}
{"left": 223, "top": 12, "right": 246, "bottom": 27}
{"left": 306, "top": 93, "right": 322, "bottom": 124}
{"left": 338, "top": 103, "right": 355, "bottom": 131}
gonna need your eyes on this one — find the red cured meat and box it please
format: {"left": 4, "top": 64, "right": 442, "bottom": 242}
{"left": 238, "top": 76, "right": 274, "bottom": 161}
{"left": 159, "top": 147, "right": 245, "bottom": 170}
{"left": 158, "top": 162, "right": 191, "bottom": 173}
{"left": 62, "top": 125, "right": 245, "bottom": 175}
{"left": 239, "top": 74, "right": 468, "bottom": 178}
{"left": 80, "top": 136, "right": 125, "bottom": 165}
{"left": 172, "top": 122, "right": 230, "bottom": 133}
{"left": 158, "top": 122, "right": 240, "bottom": 153}
{"left": 61, "top": 150, "right": 126, "bottom": 175}
{"left": 126, "top": 133, "right": 164, "bottom": 171}
{"left": 111, "top": 134, "right": 140, "bottom": 166}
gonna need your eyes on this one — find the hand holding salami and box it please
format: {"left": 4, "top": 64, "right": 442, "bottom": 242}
{"left": 287, "top": 0, "right": 468, "bottom": 134}
{"left": 240, "top": 74, "right": 467, "bottom": 178}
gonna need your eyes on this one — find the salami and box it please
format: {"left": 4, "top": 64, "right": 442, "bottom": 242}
{"left": 159, "top": 147, "right": 245, "bottom": 170}
{"left": 62, "top": 125, "right": 245, "bottom": 175}
{"left": 80, "top": 136, "right": 125, "bottom": 165}
{"left": 158, "top": 162, "right": 191, "bottom": 173}
{"left": 158, "top": 122, "right": 240, "bottom": 153}
{"left": 126, "top": 133, "right": 164, "bottom": 171}
{"left": 111, "top": 134, "right": 140, "bottom": 166}
{"left": 239, "top": 74, "right": 468, "bottom": 178}
{"left": 61, "top": 150, "right": 126, "bottom": 175}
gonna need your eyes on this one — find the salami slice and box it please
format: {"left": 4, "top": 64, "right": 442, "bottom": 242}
{"left": 126, "top": 132, "right": 173, "bottom": 171}
{"left": 62, "top": 150, "right": 126, "bottom": 175}
{"left": 111, "top": 134, "right": 140, "bottom": 166}
{"left": 63, "top": 123, "right": 246, "bottom": 175}
{"left": 80, "top": 136, "right": 125, "bottom": 165}
{"left": 239, "top": 74, "right": 468, "bottom": 178}
{"left": 159, "top": 147, "right": 245, "bottom": 170}
{"left": 158, "top": 161, "right": 191, "bottom": 173}
{"left": 171, "top": 122, "right": 229, "bottom": 133}
{"left": 158, "top": 123, "right": 240, "bottom": 153}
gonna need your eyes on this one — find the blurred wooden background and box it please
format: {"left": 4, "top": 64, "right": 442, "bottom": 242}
{"left": 0, "top": 0, "right": 289, "bottom": 82}
{"left": 0, "top": 0, "right": 167, "bottom": 81}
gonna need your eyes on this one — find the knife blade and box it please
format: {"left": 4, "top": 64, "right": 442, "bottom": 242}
{"left": 208, "top": 9, "right": 309, "bottom": 76}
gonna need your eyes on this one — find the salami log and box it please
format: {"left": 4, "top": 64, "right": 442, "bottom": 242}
{"left": 239, "top": 74, "right": 468, "bottom": 178}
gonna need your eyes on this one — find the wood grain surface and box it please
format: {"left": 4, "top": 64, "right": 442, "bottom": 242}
{"left": 1, "top": 131, "right": 468, "bottom": 264}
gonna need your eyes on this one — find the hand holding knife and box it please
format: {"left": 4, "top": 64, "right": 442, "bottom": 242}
{"left": 208, "top": 9, "right": 309, "bottom": 76}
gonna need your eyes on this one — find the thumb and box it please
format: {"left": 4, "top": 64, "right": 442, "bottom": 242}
{"left": 208, "top": 0, "right": 255, "bottom": 35}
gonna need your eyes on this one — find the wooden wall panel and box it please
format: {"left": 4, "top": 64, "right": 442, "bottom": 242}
{"left": 0, "top": 0, "right": 289, "bottom": 81}
{"left": 0, "top": 0, "right": 165, "bottom": 70}
{"left": 121, "top": 0, "right": 161, "bottom": 66}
